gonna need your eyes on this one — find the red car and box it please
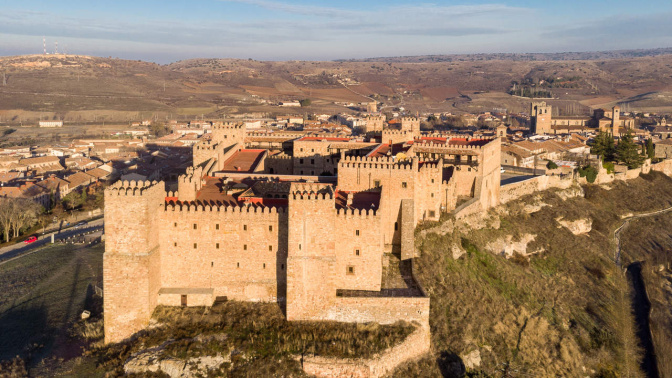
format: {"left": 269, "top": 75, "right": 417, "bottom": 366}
{"left": 24, "top": 236, "right": 37, "bottom": 244}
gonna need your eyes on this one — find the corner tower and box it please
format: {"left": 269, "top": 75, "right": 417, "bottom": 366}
{"left": 103, "top": 180, "right": 165, "bottom": 343}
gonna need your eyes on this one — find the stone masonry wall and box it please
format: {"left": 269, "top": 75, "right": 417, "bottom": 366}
{"left": 302, "top": 324, "right": 430, "bottom": 378}
{"left": 159, "top": 204, "right": 287, "bottom": 302}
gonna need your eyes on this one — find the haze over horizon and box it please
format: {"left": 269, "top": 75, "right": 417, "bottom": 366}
{"left": 1, "top": 0, "right": 671, "bottom": 64}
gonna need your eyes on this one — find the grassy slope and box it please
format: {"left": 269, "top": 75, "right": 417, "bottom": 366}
{"left": 0, "top": 243, "right": 104, "bottom": 372}
{"left": 395, "top": 172, "right": 672, "bottom": 377}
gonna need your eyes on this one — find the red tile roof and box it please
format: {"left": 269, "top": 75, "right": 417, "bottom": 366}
{"left": 221, "top": 150, "right": 266, "bottom": 173}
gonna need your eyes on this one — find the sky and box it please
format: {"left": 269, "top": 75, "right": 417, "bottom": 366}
{"left": 0, "top": 0, "right": 670, "bottom": 63}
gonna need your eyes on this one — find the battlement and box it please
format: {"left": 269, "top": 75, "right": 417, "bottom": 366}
{"left": 106, "top": 180, "right": 165, "bottom": 197}
{"left": 290, "top": 183, "right": 335, "bottom": 200}
{"left": 194, "top": 140, "right": 217, "bottom": 150}
{"left": 179, "top": 166, "right": 204, "bottom": 183}
{"left": 335, "top": 207, "right": 378, "bottom": 217}
{"left": 212, "top": 122, "right": 244, "bottom": 130}
{"left": 163, "top": 201, "right": 286, "bottom": 214}
{"left": 338, "top": 155, "right": 417, "bottom": 170}
{"left": 382, "top": 130, "right": 412, "bottom": 136}
{"left": 267, "top": 153, "right": 293, "bottom": 161}
{"left": 419, "top": 161, "right": 441, "bottom": 170}
{"left": 400, "top": 116, "right": 419, "bottom": 122}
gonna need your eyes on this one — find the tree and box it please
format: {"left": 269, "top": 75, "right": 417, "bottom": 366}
{"left": 591, "top": 132, "right": 616, "bottom": 161}
{"left": 299, "top": 99, "right": 311, "bottom": 107}
{"left": 616, "top": 132, "right": 644, "bottom": 169}
{"left": 546, "top": 160, "right": 558, "bottom": 170}
{"left": 62, "top": 190, "right": 86, "bottom": 210}
{"left": 0, "top": 198, "right": 42, "bottom": 242}
{"left": 149, "top": 121, "right": 171, "bottom": 137}
{"left": 646, "top": 138, "right": 655, "bottom": 160}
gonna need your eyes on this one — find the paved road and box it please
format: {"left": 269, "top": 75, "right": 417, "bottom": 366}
{"left": 0, "top": 218, "right": 104, "bottom": 263}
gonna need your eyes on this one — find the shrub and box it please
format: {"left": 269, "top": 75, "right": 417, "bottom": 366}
{"left": 546, "top": 160, "right": 558, "bottom": 170}
{"left": 578, "top": 165, "right": 598, "bottom": 183}
{"left": 602, "top": 161, "right": 615, "bottom": 174}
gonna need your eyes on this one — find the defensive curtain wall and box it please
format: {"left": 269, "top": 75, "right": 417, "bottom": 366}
{"left": 103, "top": 124, "right": 503, "bottom": 378}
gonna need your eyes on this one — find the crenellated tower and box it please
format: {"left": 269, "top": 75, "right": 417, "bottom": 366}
{"left": 103, "top": 180, "right": 166, "bottom": 343}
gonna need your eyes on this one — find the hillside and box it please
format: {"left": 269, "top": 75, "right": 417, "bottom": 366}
{"left": 393, "top": 171, "right": 672, "bottom": 377}
{"left": 1, "top": 50, "right": 672, "bottom": 125}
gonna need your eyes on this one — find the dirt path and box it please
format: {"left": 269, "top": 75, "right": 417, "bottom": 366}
{"left": 612, "top": 207, "right": 672, "bottom": 378}
{"left": 613, "top": 206, "right": 672, "bottom": 266}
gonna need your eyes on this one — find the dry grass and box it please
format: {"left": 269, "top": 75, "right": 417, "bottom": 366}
{"left": 74, "top": 302, "right": 414, "bottom": 377}
{"left": 619, "top": 211, "right": 672, "bottom": 378}
{"left": 395, "top": 172, "right": 672, "bottom": 377}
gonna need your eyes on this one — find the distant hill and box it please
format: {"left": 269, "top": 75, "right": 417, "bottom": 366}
{"left": 0, "top": 49, "right": 671, "bottom": 125}
{"left": 339, "top": 47, "right": 672, "bottom": 63}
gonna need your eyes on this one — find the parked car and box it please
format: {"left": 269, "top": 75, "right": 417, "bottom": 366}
{"left": 74, "top": 221, "right": 87, "bottom": 229}
{"left": 500, "top": 167, "right": 506, "bottom": 173}
{"left": 24, "top": 236, "right": 38, "bottom": 244}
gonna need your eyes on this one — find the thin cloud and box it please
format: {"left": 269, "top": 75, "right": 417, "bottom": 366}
{"left": 219, "top": 0, "right": 358, "bottom": 17}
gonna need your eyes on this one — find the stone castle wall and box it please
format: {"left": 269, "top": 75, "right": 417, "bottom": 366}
{"left": 159, "top": 204, "right": 288, "bottom": 302}
{"left": 302, "top": 323, "right": 430, "bottom": 378}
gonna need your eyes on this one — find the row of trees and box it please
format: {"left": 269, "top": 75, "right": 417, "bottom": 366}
{"left": 0, "top": 186, "right": 104, "bottom": 243}
{"left": 0, "top": 198, "right": 43, "bottom": 243}
{"left": 591, "top": 131, "right": 653, "bottom": 169}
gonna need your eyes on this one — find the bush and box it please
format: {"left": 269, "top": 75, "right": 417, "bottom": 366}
{"left": 546, "top": 161, "right": 558, "bottom": 170}
{"left": 299, "top": 99, "right": 311, "bottom": 107}
{"left": 602, "top": 161, "right": 615, "bottom": 174}
{"left": 578, "top": 165, "right": 598, "bottom": 183}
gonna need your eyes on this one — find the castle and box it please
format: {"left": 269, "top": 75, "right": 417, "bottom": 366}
{"left": 103, "top": 120, "right": 502, "bottom": 343}
{"left": 531, "top": 101, "right": 635, "bottom": 136}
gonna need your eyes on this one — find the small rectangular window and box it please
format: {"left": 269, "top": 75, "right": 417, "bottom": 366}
{"left": 216, "top": 243, "right": 220, "bottom": 249}
{"left": 174, "top": 222, "right": 177, "bottom": 227}
{"left": 263, "top": 263, "right": 266, "bottom": 269}
{"left": 269, "top": 245, "right": 273, "bottom": 251}
{"left": 299, "top": 244, "right": 302, "bottom": 250}
{"left": 244, "top": 244, "right": 247, "bottom": 251}
{"left": 347, "top": 266, "right": 355, "bottom": 275}
{"left": 355, "top": 230, "right": 360, "bottom": 236}
{"left": 355, "top": 249, "right": 360, "bottom": 256}
{"left": 193, "top": 224, "right": 197, "bottom": 230}
{"left": 193, "top": 243, "right": 197, "bottom": 249}
{"left": 299, "top": 159, "right": 304, "bottom": 164}
{"left": 269, "top": 225, "right": 273, "bottom": 231}
{"left": 243, "top": 225, "right": 247, "bottom": 231}
{"left": 401, "top": 182, "right": 407, "bottom": 188}
{"left": 311, "top": 159, "right": 315, "bottom": 164}
{"left": 374, "top": 180, "right": 381, "bottom": 188}
{"left": 174, "top": 242, "right": 177, "bottom": 247}
{"left": 216, "top": 224, "right": 220, "bottom": 230}
{"left": 429, "top": 211, "right": 436, "bottom": 218}
{"left": 431, "top": 179, "right": 435, "bottom": 183}
{"left": 237, "top": 262, "right": 240, "bottom": 268}
{"left": 281, "top": 264, "right": 285, "bottom": 270}
{"left": 431, "top": 193, "right": 434, "bottom": 198}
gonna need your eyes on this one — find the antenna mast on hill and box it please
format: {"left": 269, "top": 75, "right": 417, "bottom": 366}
{"left": 43, "top": 37, "right": 46, "bottom": 55}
